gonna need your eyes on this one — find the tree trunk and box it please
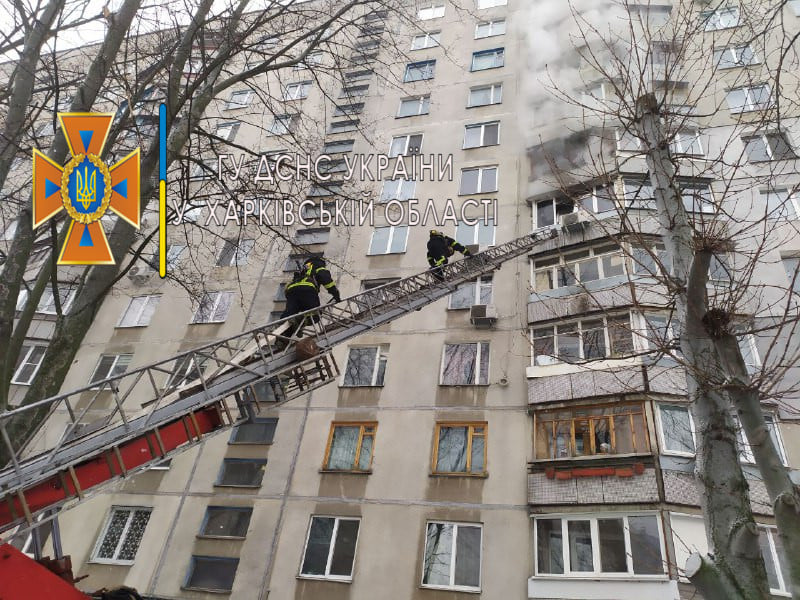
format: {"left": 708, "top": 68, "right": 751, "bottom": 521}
{"left": 635, "top": 93, "right": 771, "bottom": 599}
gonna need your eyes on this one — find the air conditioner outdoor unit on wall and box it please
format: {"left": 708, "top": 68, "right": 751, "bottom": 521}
{"left": 560, "top": 210, "right": 590, "bottom": 232}
{"left": 127, "top": 265, "right": 151, "bottom": 284}
{"left": 470, "top": 304, "right": 497, "bottom": 328}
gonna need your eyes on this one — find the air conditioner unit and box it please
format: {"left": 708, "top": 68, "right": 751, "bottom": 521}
{"left": 127, "top": 265, "right": 151, "bottom": 283}
{"left": 560, "top": 210, "right": 590, "bottom": 232}
{"left": 469, "top": 304, "right": 497, "bottom": 328}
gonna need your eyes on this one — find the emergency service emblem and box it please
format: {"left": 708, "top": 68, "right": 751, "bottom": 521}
{"left": 32, "top": 112, "right": 140, "bottom": 265}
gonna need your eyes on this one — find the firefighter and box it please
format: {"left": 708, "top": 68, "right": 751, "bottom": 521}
{"left": 281, "top": 256, "right": 341, "bottom": 326}
{"left": 427, "top": 229, "right": 471, "bottom": 280}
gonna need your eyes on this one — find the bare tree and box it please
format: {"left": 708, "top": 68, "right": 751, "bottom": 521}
{"left": 522, "top": 0, "right": 800, "bottom": 597}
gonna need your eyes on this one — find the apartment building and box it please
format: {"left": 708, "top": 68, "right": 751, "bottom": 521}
{"left": 4, "top": 1, "right": 800, "bottom": 599}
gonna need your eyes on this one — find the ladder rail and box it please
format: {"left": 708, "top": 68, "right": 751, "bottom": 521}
{"left": 0, "top": 229, "right": 557, "bottom": 528}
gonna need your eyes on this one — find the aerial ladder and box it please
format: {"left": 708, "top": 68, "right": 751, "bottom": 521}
{"left": 0, "top": 228, "right": 558, "bottom": 569}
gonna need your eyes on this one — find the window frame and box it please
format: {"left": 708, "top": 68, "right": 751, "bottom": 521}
{"left": 533, "top": 512, "right": 667, "bottom": 577}
{"left": 459, "top": 165, "right": 498, "bottom": 195}
{"left": 531, "top": 243, "right": 625, "bottom": 292}
{"left": 283, "top": 81, "right": 312, "bottom": 100}
{"left": 229, "top": 417, "right": 278, "bottom": 445}
{"left": 726, "top": 84, "right": 771, "bottom": 113}
{"left": 224, "top": 90, "right": 252, "bottom": 110}
{"left": 463, "top": 121, "right": 500, "bottom": 148}
{"left": 215, "top": 458, "right": 267, "bottom": 488}
{"left": 470, "top": 47, "right": 505, "bottom": 71}
{"left": 761, "top": 188, "right": 800, "bottom": 220}
{"left": 656, "top": 403, "right": 696, "bottom": 457}
{"left": 468, "top": 83, "right": 503, "bottom": 107}
{"left": 701, "top": 6, "right": 740, "bottom": 31}
{"left": 477, "top": 0, "right": 506, "bottom": 7}
{"left": 90, "top": 506, "right": 152, "bottom": 565}
{"left": 760, "top": 525, "right": 791, "bottom": 595}
{"left": 184, "top": 555, "right": 239, "bottom": 593}
{"left": 214, "top": 120, "right": 239, "bottom": 142}
{"left": 742, "top": 132, "right": 796, "bottom": 162}
{"left": 217, "top": 238, "right": 255, "bottom": 266}
{"left": 714, "top": 44, "right": 759, "bottom": 68}
{"left": 397, "top": 95, "right": 431, "bottom": 117}
{"left": 389, "top": 133, "right": 423, "bottom": 157}
{"left": 455, "top": 218, "right": 496, "bottom": 247}
{"left": 341, "top": 345, "right": 388, "bottom": 386}
{"left": 432, "top": 422, "right": 488, "bottom": 476}
{"left": 268, "top": 114, "right": 296, "bottom": 135}
{"left": 11, "top": 342, "right": 47, "bottom": 385}
{"left": 368, "top": 225, "right": 409, "bottom": 255}
{"left": 299, "top": 515, "right": 361, "bottom": 581}
{"left": 475, "top": 18, "right": 506, "bottom": 39}
{"left": 198, "top": 506, "right": 253, "bottom": 540}
{"left": 89, "top": 353, "right": 133, "bottom": 388}
{"left": 380, "top": 178, "right": 417, "bottom": 202}
{"left": 191, "top": 291, "right": 234, "bottom": 324}
{"left": 421, "top": 521, "right": 483, "bottom": 592}
{"left": 417, "top": 4, "right": 445, "bottom": 20}
{"left": 448, "top": 274, "right": 493, "bottom": 309}
{"left": 323, "top": 422, "right": 378, "bottom": 472}
{"left": 530, "top": 314, "right": 635, "bottom": 366}
{"left": 440, "top": 341, "right": 490, "bottom": 385}
{"left": 404, "top": 59, "right": 436, "bottom": 82}
{"left": 411, "top": 31, "right": 441, "bottom": 50}
{"left": 117, "top": 294, "right": 161, "bottom": 328}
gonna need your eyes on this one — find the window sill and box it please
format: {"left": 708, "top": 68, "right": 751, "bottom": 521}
{"left": 396, "top": 113, "right": 430, "bottom": 118}
{"left": 319, "top": 469, "right": 372, "bottom": 475}
{"left": 430, "top": 472, "right": 488, "bottom": 478}
{"left": 530, "top": 453, "right": 652, "bottom": 465}
{"left": 531, "top": 574, "right": 669, "bottom": 581}
{"left": 196, "top": 535, "right": 246, "bottom": 541}
{"left": 339, "top": 384, "right": 384, "bottom": 389}
{"left": 297, "top": 574, "right": 353, "bottom": 583}
{"left": 213, "top": 483, "right": 262, "bottom": 489}
{"left": 463, "top": 143, "right": 501, "bottom": 150}
{"left": 438, "top": 383, "right": 490, "bottom": 387}
{"left": 457, "top": 191, "right": 498, "bottom": 197}
{"left": 421, "top": 584, "right": 481, "bottom": 594}
{"left": 466, "top": 102, "right": 502, "bottom": 109}
{"left": 115, "top": 324, "right": 149, "bottom": 329}
{"left": 470, "top": 66, "right": 504, "bottom": 73}
{"left": 88, "top": 559, "right": 135, "bottom": 566}
{"left": 181, "top": 586, "right": 232, "bottom": 594}
{"left": 228, "top": 440, "right": 274, "bottom": 446}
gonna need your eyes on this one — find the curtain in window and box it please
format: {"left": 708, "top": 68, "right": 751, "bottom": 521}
{"left": 437, "top": 427, "right": 468, "bottom": 472}
{"left": 328, "top": 426, "right": 360, "bottom": 469}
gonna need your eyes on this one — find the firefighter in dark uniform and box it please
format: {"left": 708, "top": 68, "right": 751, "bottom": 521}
{"left": 427, "top": 229, "right": 471, "bottom": 280}
{"left": 281, "top": 256, "right": 341, "bottom": 325}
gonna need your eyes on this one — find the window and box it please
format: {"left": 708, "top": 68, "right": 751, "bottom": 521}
{"left": 166, "top": 355, "right": 208, "bottom": 389}
{"left": 714, "top": 45, "right": 758, "bottom": 68}
{"left": 342, "top": 346, "right": 387, "bottom": 386}
{"left": 455, "top": 218, "right": 495, "bottom": 247}
{"left": 411, "top": 32, "right": 440, "bottom": 50}
{"left": 268, "top": 114, "right": 296, "bottom": 135}
{"left": 11, "top": 343, "right": 47, "bottom": 385}
{"left": 398, "top": 95, "right": 430, "bottom": 117}
{"left": 295, "top": 228, "right": 330, "bottom": 244}
{"left": 535, "top": 403, "right": 648, "bottom": 459}
{"left": 389, "top": 134, "right": 423, "bottom": 157}
{"left": 783, "top": 257, "right": 800, "bottom": 293}
{"left": 630, "top": 4, "right": 671, "bottom": 28}
{"left": 441, "top": 342, "right": 489, "bottom": 385}
{"left": 255, "top": 34, "right": 280, "bottom": 50}
{"left": 294, "top": 52, "right": 323, "bottom": 70}
{"left": 422, "top": 522, "right": 482, "bottom": 591}
{"left": 418, "top": 4, "right": 445, "bottom": 20}
{"left": 404, "top": 60, "right": 436, "bottom": 82}
{"left": 217, "top": 239, "right": 255, "bottom": 266}
{"left": 531, "top": 315, "right": 634, "bottom": 365}
{"left": 189, "top": 160, "right": 215, "bottom": 180}
{"left": 230, "top": 417, "right": 278, "bottom": 444}
{"left": 680, "top": 183, "right": 714, "bottom": 213}
{"left": 200, "top": 507, "right": 252, "bottom": 538}
{"left": 91, "top": 507, "right": 151, "bottom": 564}
{"left": 191, "top": 291, "right": 233, "bottom": 323}
{"left": 534, "top": 197, "right": 574, "bottom": 229}
{"left": 165, "top": 244, "right": 185, "bottom": 268}
{"left": 214, "top": 121, "right": 239, "bottom": 142}
{"left": 471, "top": 48, "right": 504, "bottom": 71}
{"left": 118, "top": 295, "right": 161, "bottom": 327}
{"left": 759, "top": 526, "right": 791, "bottom": 595}
{"left": 790, "top": 0, "right": 800, "bottom": 16}
{"left": 329, "top": 119, "right": 359, "bottom": 134}
{"left": 333, "top": 103, "right": 364, "bottom": 117}
{"left": 726, "top": 85, "right": 771, "bottom": 112}
{"left": 324, "top": 422, "right": 376, "bottom": 470}
{"left": 631, "top": 242, "right": 670, "bottom": 276}
{"left": 658, "top": 404, "right": 695, "bottom": 455}
{"left": 89, "top": 354, "right": 133, "bottom": 387}
{"left": 671, "top": 129, "right": 703, "bottom": 155}
{"left": 225, "top": 90, "right": 252, "bottom": 110}
{"left": 623, "top": 179, "right": 656, "bottom": 210}
{"left": 300, "top": 516, "right": 360, "bottom": 580}
{"left": 216, "top": 458, "right": 266, "bottom": 487}
{"left": 380, "top": 178, "right": 416, "bottom": 202}
{"left": 368, "top": 225, "right": 408, "bottom": 255}
{"left": 433, "top": 423, "right": 487, "bottom": 475}
{"left": 459, "top": 166, "right": 497, "bottom": 194}
{"left": 344, "top": 69, "right": 373, "bottom": 82}
{"left": 1, "top": 219, "right": 17, "bottom": 240}
{"left": 701, "top": 6, "right": 740, "bottom": 30}
{"left": 463, "top": 121, "right": 500, "bottom": 148}
{"left": 477, "top": 0, "right": 506, "bottom": 6}
{"left": 743, "top": 132, "right": 795, "bottom": 161}
{"left": 284, "top": 81, "right": 311, "bottom": 100}
{"left": 322, "top": 139, "right": 354, "bottom": 154}
{"left": 532, "top": 244, "right": 624, "bottom": 292}
{"left": 37, "top": 286, "right": 76, "bottom": 314}
{"left": 736, "top": 415, "right": 787, "bottom": 465}
{"left": 535, "top": 514, "right": 665, "bottom": 576}
{"left": 616, "top": 128, "right": 642, "bottom": 152}
{"left": 468, "top": 83, "right": 502, "bottom": 107}
{"left": 340, "top": 84, "right": 369, "bottom": 99}
{"left": 762, "top": 188, "right": 800, "bottom": 219}
{"left": 449, "top": 275, "right": 492, "bottom": 309}
{"left": 185, "top": 556, "right": 238, "bottom": 592}
{"left": 475, "top": 19, "right": 506, "bottom": 38}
